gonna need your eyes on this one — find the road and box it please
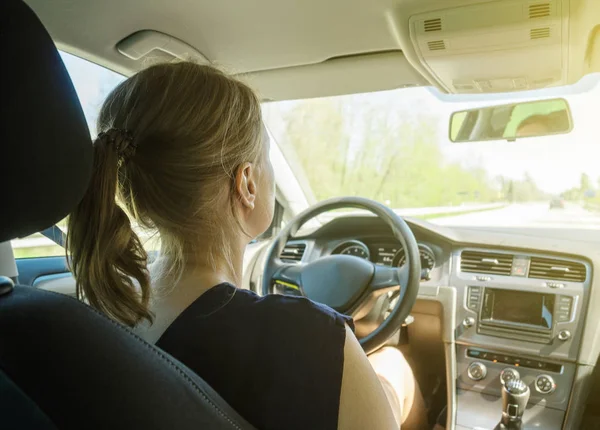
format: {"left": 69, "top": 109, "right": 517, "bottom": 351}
{"left": 431, "top": 202, "right": 600, "bottom": 230}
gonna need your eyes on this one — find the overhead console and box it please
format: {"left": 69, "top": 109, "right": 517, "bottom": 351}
{"left": 408, "top": 0, "right": 570, "bottom": 93}
{"left": 450, "top": 247, "right": 591, "bottom": 429}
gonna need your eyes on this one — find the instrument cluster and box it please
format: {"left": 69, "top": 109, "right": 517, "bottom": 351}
{"left": 331, "top": 239, "right": 437, "bottom": 272}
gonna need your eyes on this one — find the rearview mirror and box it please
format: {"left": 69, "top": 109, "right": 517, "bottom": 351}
{"left": 449, "top": 98, "right": 572, "bottom": 143}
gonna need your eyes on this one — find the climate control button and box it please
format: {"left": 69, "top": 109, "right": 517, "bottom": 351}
{"left": 535, "top": 374, "right": 556, "bottom": 394}
{"left": 500, "top": 368, "right": 520, "bottom": 385}
{"left": 467, "top": 362, "right": 487, "bottom": 381}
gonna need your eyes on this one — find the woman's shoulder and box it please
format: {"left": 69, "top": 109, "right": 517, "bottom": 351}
{"left": 162, "top": 282, "right": 355, "bottom": 340}
{"left": 230, "top": 285, "right": 355, "bottom": 332}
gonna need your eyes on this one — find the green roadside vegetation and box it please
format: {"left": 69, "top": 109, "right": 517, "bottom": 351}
{"left": 13, "top": 246, "right": 66, "bottom": 259}
{"left": 561, "top": 173, "right": 600, "bottom": 211}
{"left": 269, "top": 97, "right": 548, "bottom": 209}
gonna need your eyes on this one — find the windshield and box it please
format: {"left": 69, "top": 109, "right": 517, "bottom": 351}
{"left": 262, "top": 74, "right": 600, "bottom": 230}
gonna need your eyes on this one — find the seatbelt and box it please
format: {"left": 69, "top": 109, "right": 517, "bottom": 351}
{"left": 40, "top": 225, "right": 66, "bottom": 248}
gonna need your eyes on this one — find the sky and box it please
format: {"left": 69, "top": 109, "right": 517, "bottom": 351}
{"left": 61, "top": 51, "right": 600, "bottom": 195}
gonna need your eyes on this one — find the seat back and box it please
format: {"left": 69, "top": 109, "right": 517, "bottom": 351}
{"left": 0, "top": 286, "right": 254, "bottom": 430}
{"left": 0, "top": 1, "right": 255, "bottom": 429}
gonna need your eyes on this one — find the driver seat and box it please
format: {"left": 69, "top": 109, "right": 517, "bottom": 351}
{"left": 0, "top": 1, "right": 255, "bottom": 429}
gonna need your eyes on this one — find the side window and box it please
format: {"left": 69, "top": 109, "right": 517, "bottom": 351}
{"left": 12, "top": 221, "right": 67, "bottom": 259}
{"left": 11, "top": 52, "right": 125, "bottom": 259}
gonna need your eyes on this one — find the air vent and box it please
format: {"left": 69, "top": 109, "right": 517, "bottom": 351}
{"left": 461, "top": 251, "right": 514, "bottom": 276}
{"left": 279, "top": 243, "right": 306, "bottom": 263}
{"left": 424, "top": 18, "right": 442, "bottom": 32}
{"left": 528, "top": 257, "right": 586, "bottom": 282}
{"left": 427, "top": 40, "right": 446, "bottom": 51}
{"left": 529, "top": 2, "right": 551, "bottom": 19}
{"left": 530, "top": 27, "right": 551, "bottom": 39}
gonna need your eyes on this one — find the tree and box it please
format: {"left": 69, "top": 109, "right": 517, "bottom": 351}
{"left": 561, "top": 173, "right": 597, "bottom": 202}
{"left": 274, "top": 98, "right": 502, "bottom": 209}
{"left": 580, "top": 173, "right": 591, "bottom": 192}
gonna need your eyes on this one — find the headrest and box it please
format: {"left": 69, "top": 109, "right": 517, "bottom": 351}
{"left": 0, "top": 0, "right": 93, "bottom": 242}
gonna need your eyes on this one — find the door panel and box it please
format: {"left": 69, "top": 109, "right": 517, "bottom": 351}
{"left": 16, "top": 257, "right": 70, "bottom": 286}
{"left": 34, "top": 273, "right": 76, "bottom": 297}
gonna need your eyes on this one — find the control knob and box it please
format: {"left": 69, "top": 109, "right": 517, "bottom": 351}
{"left": 535, "top": 374, "right": 556, "bottom": 394}
{"left": 557, "top": 330, "right": 571, "bottom": 341}
{"left": 462, "top": 317, "right": 475, "bottom": 328}
{"left": 467, "top": 362, "right": 487, "bottom": 381}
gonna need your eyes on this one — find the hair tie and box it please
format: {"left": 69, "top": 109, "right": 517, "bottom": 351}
{"left": 96, "top": 128, "right": 137, "bottom": 160}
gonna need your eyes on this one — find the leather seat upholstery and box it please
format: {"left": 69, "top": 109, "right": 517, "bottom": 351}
{"left": 0, "top": 1, "right": 256, "bottom": 429}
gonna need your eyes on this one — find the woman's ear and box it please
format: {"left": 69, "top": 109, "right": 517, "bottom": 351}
{"left": 235, "top": 162, "right": 256, "bottom": 210}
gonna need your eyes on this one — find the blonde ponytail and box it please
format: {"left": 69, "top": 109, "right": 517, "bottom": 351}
{"left": 67, "top": 130, "right": 152, "bottom": 326}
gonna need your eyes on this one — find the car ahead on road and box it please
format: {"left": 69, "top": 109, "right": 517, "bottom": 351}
{"left": 4, "top": 1, "right": 600, "bottom": 430}
{"left": 550, "top": 198, "right": 566, "bottom": 209}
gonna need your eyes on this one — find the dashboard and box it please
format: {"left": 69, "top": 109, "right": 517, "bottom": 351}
{"left": 248, "top": 214, "right": 600, "bottom": 430}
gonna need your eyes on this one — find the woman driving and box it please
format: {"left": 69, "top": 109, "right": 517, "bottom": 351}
{"left": 67, "top": 61, "right": 427, "bottom": 430}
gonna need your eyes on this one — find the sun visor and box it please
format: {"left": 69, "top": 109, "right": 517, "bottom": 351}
{"left": 244, "top": 51, "right": 427, "bottom": 101}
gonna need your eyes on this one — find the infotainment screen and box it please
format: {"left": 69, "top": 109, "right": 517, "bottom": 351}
{"left": 482, "top": 289, "right": 554, "bottom": 329}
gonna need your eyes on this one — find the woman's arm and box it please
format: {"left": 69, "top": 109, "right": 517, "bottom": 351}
{"left": 368, "top": 346, "right": 428, "bottom": 429}
{"left": 337, "top": 324, "right": 399, "bottom": 430}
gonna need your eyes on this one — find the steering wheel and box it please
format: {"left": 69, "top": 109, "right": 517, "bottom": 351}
{"left": 262, "top": 197, "right": 421, "bottom": 354}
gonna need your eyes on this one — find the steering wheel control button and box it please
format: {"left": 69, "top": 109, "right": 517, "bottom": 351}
{"left": 500, "top": 368, "right": 520, "bottom": 386}
{"left": 467, "top": 362, "right": 487, "bottom": 381}
{"left": 462, "top": 317, "right": 475, "bottom": 328}
{"left": 557, "top": 330, "right": 571, "bottom": 341}
{"left": 535, "top": 375, "right": 556, "bottom": 394}
{"left": 272, "top": 280, "right": 302, "bottom": 296}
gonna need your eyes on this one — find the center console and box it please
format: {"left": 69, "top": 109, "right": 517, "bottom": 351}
{"left": 451, "top": 248, "right": 590, "bottom": 430}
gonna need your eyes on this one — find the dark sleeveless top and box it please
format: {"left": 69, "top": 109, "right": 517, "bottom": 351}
{"left": 156, "top": 283, "right": 354, "bottom": 430}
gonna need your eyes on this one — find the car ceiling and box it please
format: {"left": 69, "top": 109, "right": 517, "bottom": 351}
{"left": 24, "top": 0, "right": 600, "bottom": 101}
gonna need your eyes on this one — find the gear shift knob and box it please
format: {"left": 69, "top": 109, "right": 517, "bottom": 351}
{"left": 498, "top": 379, "right": 530, "bottom": 430}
